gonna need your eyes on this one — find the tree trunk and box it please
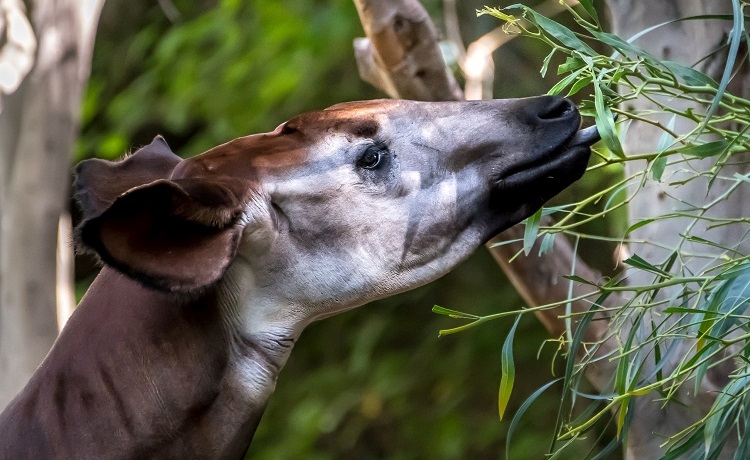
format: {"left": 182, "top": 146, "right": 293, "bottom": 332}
{"left": 0, "top": 0, "right": 104, "bottom": 408}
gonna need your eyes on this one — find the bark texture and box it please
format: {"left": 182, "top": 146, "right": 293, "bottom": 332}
{"left": 0, "top": 0, "right": 104, "bottom": 408}
{"left": 606, "top": 2, "right": 741, "bottom": 458}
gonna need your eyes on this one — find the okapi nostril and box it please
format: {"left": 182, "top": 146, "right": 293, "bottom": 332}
{"left": 539, "top": 99, "right": 575, "bottom": 120}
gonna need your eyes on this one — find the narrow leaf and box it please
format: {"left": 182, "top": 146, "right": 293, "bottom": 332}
{"left": 506, "top": 379, "right": 562, "bottom": 459}
{"left": 680, "top": 140, "right": 732, "bottom": 158}
{"left": 567, "top": 75, "right": 593, "bottom": 97}
{"left": 541, "top": 49, "right": 555, "bottom": 78}
{"left": 498, "top": 316, "right": 521, "bottom": 421}
{"left": 662, "top": 61, "right": 718, "bottom": 87}
{"left": 523, "top": 208, "right": 542, "bottom": 256}
{"left": 593, "top": 80, "right": 624, "bottom": 157}
{"left": 651, "top": 156, "right": 667, "bottom": 181}
{"left": 577, "top": 0, "right": 599, "bottom": 23}
{"left": 656, "top": 115, "right": 678, "bottom": 152}
{"left": 717, "top": 263, "right": 750, "bottom": 281}
{"left": 652, "top": 115, "right": 676, "bottom": 181}
{"left": 558, "top": 57, "right": 585, "bottom": 75}
{"left": 591, "top": 30, "right": 660, "bottom": 65}
{"left": 539, "top": 233, "right": 555, "bottom": 256}
{"left": 623, "top": 254, "right": 668, "bottom": 276}
{"left": 432, "top": 305, "right": 479, "bottom": 320}
{"left": 625, "top": 218, "right": 656, "bottom": 235}
{"left": 510, "top": 5, "right": 597, "bottom": 56}
{"left": 562, "top": 275, "right": 596, "bottom": 286}
{"left": 616, "top": 397, "right": 630, "bottom": 438}
{"left": 699, "top": 0, "right": 743, "bottom": 130}
{"left": 548, "top": 68, "right": 585, "bottom": 96}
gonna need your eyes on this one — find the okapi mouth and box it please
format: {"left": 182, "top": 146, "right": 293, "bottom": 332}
{"left": 494, "top": 124, "right": 599, "bottom": 193}
{"left": 483, "top": 123, "right": 599, "bottom": 240}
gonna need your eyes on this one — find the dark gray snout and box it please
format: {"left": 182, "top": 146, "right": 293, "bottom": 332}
{"left": 513, "top": 96, "right": 582, "bottom": 157}
{"left": 519, "top": 95, "right": 578, "bottom": 123}
{"left": 482, "top": 95, "right": 598, "bottom": 236}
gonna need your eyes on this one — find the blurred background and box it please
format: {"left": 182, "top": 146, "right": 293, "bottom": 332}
{"left": 72, "top": 0, "right": 621, "bottom": 458}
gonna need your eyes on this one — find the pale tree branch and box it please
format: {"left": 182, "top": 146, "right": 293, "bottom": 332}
{"left": 352, "top": 0, "right": 463, "bottom": 101}
{"left": 461, "top": 0, "right": 578, "bottom": 100}
{"left": 0, "top": 0, "right": 105, "bottom": 408}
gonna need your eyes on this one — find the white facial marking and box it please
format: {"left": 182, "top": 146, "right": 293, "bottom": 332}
{"left": 438, "top": 176, "right": 458, "bottom": 215}
{"left": 400, "top": 170, "right": 421, "bottom": 191}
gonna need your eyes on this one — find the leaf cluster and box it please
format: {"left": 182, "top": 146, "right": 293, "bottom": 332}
{"left": 435, "top": 1, "right": 750, "bottom": 458}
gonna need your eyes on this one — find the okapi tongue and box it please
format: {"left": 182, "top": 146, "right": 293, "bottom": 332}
{"left": 569, "top": 124, "right": 600, "bottom": 147}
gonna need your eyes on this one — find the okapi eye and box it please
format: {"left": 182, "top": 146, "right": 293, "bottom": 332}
{"left": 280, "top": 123, "right": 297, "bottom": 135}
{"left": 359, "top": 146, "right": 383, "bottom": 169}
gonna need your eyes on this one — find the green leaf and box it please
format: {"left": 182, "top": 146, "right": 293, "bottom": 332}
{"left": 558, "top": 57, "right": 585, "bottom": 75}
{"left": 577, "top": 0, "right": 599, "bottom": 23}
{"left": 590, "top": 30, "right": 660, "bottom": 66}
{"left": 506, "top": 379, "right": 562, "bottom": 459}
{"left": 548, "top": 68, "right": 585, "bottom": 96}
{"left": 623, "top": 254, "right": 668, "bottom": 276}
{"left": 523, "top": 208, "right": 543, "bottom": 256}
{"left": 651, "top": 114, "right": 676, "bottom": 182}
{"left": 539, "top": 233, "right": 555, "bottom": 256}
{"left": 593, "top": 79, "right": 624, "bottom": 158}
{"left": 614, "top": 312, "right": 642, "bottom": 395}
{"left": 508, "top": 5, "right": 597, "bottom": 56}
{"left": 699, "top": 0, "right": 743, "bottom": 131}
{"left": 651, "top": 156, "right": 667, "bottom": 181}
{"left": 431, "top": 305, "right": 479, "bottom": 320}
{"left": 541, "top": 49, "right": 556, "bottom": 78}
{"left": 680, "top": 140, "right": 732, "bottom": 158}
{"left": 562, "top": 275, "right": 595, "bottom": 286}
{"left": 625, "top": 218, "right": 655, "bottom": 235}
{"left": 663, "top": 426, "right": 704, "bottom": 459}
{"left": 566, "top": 75, "right": 593, "bottom": 97}
{"left": 662, "top": 61, "right": 718, "bottom": 87}
{"left": 616, "top": 397, "right": 630, "bottom": 438}
{"left": 657, "top": 114, "right": 678, "bottom": 152}
{"left": 498, "top": 315, "right": 521, "bottom": 421}
{"left": 664, "top": 307, "right": 716, "bottom": 314}
{"left": 550, "top": 297, "right": 608, "bottom": 453}
{"left": 717, "top": 263, "right": 750, "bottom": 281}
{"left": 695, "top": 264, "right": 750, "bottom": 393}
{"left": 703, "top": 371, "right": 750, "bottom": 456}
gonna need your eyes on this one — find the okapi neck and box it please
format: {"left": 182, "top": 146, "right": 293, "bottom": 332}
{"left": 0, "top": 267, "right": 272, "bottom": 459}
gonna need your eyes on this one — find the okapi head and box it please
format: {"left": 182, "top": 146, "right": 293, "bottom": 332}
{"left": 76, "top": 97, "right": 596, "bottom": 335}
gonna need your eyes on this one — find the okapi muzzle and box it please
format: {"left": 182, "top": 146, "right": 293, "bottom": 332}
{"left": 0, "top": 96, "right": 598, "bottom": 460}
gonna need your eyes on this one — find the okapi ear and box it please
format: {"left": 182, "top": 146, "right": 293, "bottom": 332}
{"left": 76, "top": 176, "right": 253, "bottom": 294}
{"left": 75, "top": 136, "right": 181, "bottom": 220}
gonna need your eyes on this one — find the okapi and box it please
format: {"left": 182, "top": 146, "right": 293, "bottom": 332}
{"left": 0, "top": 96, "right": 597, "bottom": 459}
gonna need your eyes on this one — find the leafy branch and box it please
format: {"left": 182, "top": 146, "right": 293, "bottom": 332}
{"left": 434, "top": 1, "right": 750, "bottom": 457}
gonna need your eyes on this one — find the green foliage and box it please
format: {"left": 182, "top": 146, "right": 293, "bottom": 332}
{"left": 80, "top": 0, "right": 376, "bottom": 161}
{"left": 498, "top": 316, "right": 521, "bottom": 421}
{"left": 432, "top": 2, "right": 750, "bottom": 458}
